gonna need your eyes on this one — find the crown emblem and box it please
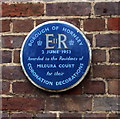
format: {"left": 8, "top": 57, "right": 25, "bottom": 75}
{"left": 69, "top": 39, "right": 74, "bottom": 46}
{"left": 37, "top": 40, "right": 42, "bottom": 46}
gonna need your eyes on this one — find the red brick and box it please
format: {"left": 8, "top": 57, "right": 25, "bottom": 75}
{"left": 12, "top": 81, "right": 51, "bottom": 97}
{"left": 108, "top": 80, "right": 120, "bottom": 95}
{"left": 13, "top": 20, "right": 34, "bottom": 32}
{"left": 109, "top": 113, "right": 119, "bottom": 119}
{"left": 83, "top": 19, "right": 105, "bottom": 32}
{"left": 93, "top": 97, "right": 119, "bottom": 111}
{"left": 13, "top": 50, "right": 20, "bottom": 63}
{"left": 94, "top": 2, "right": 119, "bottom": 16}
{"left": 2, "top": 66, "right": 26, "bottom": 80}
{"left": 0, "top": 20, "right": 11, "bottom": 32}
{"left": 60, "top": 113, "right": 82, "bottom": 118}
{"left": 46, "top": 3, "right": 91, "bottom": 16}
{"left": 1, "top": 112, "right": 9, "bottom": 118}
{"left": 2, "top": 97, "right": 44, "bottom": 111}
{"left": 96, "top": 34, "right": 119, "bottom": 47}
{"left": 35, "top": 113, "right": 56, "bottom": 118}
{"left": 2, "top": 3, "right": 44, "bottom": 17}
{"left": 92, "top": 49, "right": 106, "bottom": 63}
{"left": 10, "top": 112, "right": 33, "bottom": 118}
{"left": 45, "top": 96, "right": 92, "bottom": 111}
{"left": 108, "top": 18, "right": 120, "bottom": 30}
{"left": 93, "top": 65, "right": 119, "bottom": 79}
{"left": 84, "top": 113, "right": 107, "bottom": 119}
{"left": 45, "top": 97, "right": 64, "bottom": 111}
{"left": 2, "top": 35, "right": 26, "bottom": 49}
{"left": 12, "top": 81, "right": 35, "bottom": 94}
{"left": 1, "top": 81, "right": 10, "bottom": 94}
{"left": 1, "top": 50, "right": 12, "bottom": 63}
{"left": 86, "top": 34, "right": 93, "bottom": 47}
{"left": 61, "top": 83, "right": 83, "bottom": 95}
{"left": 83, "top": 81, "right": 105, "bottom": 94}
{"left": 60, "top": 18, "right": 80, "bottom": 28}
{"left": 36, "top": 19, "right": 58, "bottom": 26}
{"left": 109, "top": 49, "right": 120, "bottom": 63}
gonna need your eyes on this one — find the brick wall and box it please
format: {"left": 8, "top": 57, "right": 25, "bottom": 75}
{"left": 1, "top": 1, "right": 120, "bottom": 118}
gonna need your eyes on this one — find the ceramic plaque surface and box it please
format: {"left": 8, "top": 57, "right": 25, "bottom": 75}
{"left": 20, "top": 21, "right": 91, "bottom": 92}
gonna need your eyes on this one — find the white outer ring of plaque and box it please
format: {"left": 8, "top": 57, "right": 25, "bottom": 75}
{"left": 20, "top": 21, "right": 92, "bottom": 92}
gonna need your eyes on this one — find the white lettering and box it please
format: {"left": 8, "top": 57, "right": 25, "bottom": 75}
{"left": 58, "top": 34, "right": 68, "bottom": 49}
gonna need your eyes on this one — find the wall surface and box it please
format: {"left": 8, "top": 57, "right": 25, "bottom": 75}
{"left": 0, "top": 0, "right": 120, "bottom": 118}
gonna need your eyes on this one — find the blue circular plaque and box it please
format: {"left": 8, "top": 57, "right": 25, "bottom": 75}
{"left": 20, "top": 21, "right": 91, "bottom": 92}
